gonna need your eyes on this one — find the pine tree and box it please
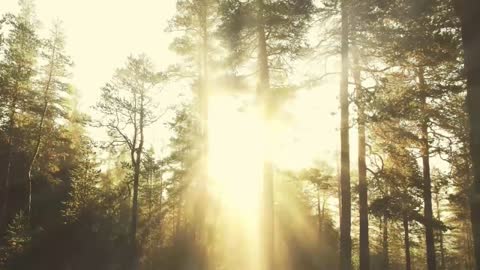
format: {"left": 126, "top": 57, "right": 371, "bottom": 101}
{"left": 339, "top": 0, "right": 352, "bottom": 268}
{"left": 26, "top": 21, "right": 72, "bottom": 219}
{"left": 0, "top": 7, "right": 39, "bottom": 232}
{"left": 95, "top": 55, "right": 164, "bottom": 270}
{"left": 169, "top": 3, "right": 218, "bottom": 262}
{"left": 357, "top": 1, "right": 463, "bottom": 268}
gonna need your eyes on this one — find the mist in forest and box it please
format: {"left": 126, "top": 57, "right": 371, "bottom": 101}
{"left": 1, "top": 0, "right": 480, "bottom": 270}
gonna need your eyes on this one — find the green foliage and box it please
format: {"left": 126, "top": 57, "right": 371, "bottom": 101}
{"left": 164, "top": 104, "right": 200, "bottom": 195}
{"left": 0, "top": 12, "right": 39, "bottom": 125}
{"left": 277, "top": 166, "right": 339, "bottom": 270}
{"left": 218, "top": 0, "right": 316, "bottom": 72}
{"left": 63, "top": 155, "right": 100, "bottom": 223}
{"left": 95, "top": 54, "right": 164, "bottom": 149}
{"left": 0, "top": 212, "right": 31, "bottom": 268}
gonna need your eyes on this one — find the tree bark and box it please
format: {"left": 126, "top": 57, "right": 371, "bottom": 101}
{"left": 455, "top": 0, "right": 480, "bottom": 268}
{"left": 339, "top": 0, "right": 352, "bottom": 269}
{"left": 256, "top": 0, "right": 274, "bottom": 269}
{"left": 353, "top": 46, "right": 369, "bottom": 270}
{"left": 418, "top": 67, "right": 437, "bottom": 270}
{"left": 403, "top": 214, "right": 412, "bottom": 270}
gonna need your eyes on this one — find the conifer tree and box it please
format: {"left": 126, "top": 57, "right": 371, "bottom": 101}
{"left": 95, "top": 55, "right": 164, "bottom": 270}
{"left": 0, "top": 6, "right": 39, "bottom": 232}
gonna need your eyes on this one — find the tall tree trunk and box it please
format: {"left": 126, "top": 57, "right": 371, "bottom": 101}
{"left": 382, "top": 215, "right": 389, "bottom": 270}
{"left": 26, "top": 43, "right": 56, "bottom": 220}
{"left": 256, "top": 0, "right": 274, "bottom": 269}
{"left": 193, "top": 2, "right": 209, "bottom": 268}
{"left": 455, "top": 0, "right": 480, "bottom": 268}
{"left": 130, "top": 159, "right": 141, "bottom": 270}
{"left": 353, "top": 46, "right": 369, "bottom": 270}
{"left": 129, "top": 94, "right": 144, "bottom": 270}
{"left": 339, "top": 0, "right": 351, "bottom": 269}
{"left": 403, "top": 214, "right": 412, "bottom": 270}
{"left": 418, "top": 67, "right": 437, "bottom": 270}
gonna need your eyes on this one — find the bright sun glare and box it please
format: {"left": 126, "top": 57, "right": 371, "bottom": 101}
{"left": 208, "top": 95, "right": 264, "bottom": 215}
{"left": 207, "top": 94, "right": 264, "bottom": 270}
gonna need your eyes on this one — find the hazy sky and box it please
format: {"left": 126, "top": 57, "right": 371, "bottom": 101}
{"left": 3, "top": 0, "right": 344, "bottom": 170}
{"left": 4, "top": 0, "right": 178, "bottom": 110}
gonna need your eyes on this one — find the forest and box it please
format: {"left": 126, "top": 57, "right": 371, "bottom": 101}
{"left": 0, "top": 0, "right": 479, "bottom": 270}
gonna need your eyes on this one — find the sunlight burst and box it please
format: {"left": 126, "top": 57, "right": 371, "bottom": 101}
{"left": 208, "top": 95, "right": 264, "bottom": 215}
{"left": 207, "top": 94, "right": 264, "bottom": 270}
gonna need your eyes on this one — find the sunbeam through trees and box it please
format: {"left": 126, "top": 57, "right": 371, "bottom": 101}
{"left": 0, "top": 0, "right": 480, "bottom": 270}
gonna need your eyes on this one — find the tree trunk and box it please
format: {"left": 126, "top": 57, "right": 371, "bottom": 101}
{"left": 403, "top": 214, "right": 412, "bottom": 270}
{"left": 464, "top": 143, "right": 475, "bottom": 269}
{"left": 256, "top": 0, "right": 274, "bottom": 269}
{"left": 418, "top": 68, "right": 437, "bottom": 270}
{"left": 353, "top": 46, "right": 369, "bottom": 270}
{"left": 130, "top": 159, "right": 141, "bottom": 270}
{"left": 317, "top": 185, "right": 323, "bottom": 238}
{"left": 193, "top": 2, "right": 210, "bottom": 268}
{"left": 158, "top": 173, "right": 164, "bottom": 244}
{"left": 201, "top": 0, "right": 209, "bottom": 253}
{"left": 456, "top": 0, "right": 480, "bottom": 268}
{"left": 339, "top": 0, "right": 352, "bottom": 269}
{"left": 129, "top": 93, "right": 145, "bottom": 270}
{"left": 26, "top": 43, "right": 56, "bottom": 220}
{"left": 383, "top": 215, "right": 389, "bottom": 270}
{"left": 436, "top": 194, "right": 446, "bottom": 270}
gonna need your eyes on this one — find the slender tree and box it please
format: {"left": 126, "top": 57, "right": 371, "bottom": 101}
{"left": 417, "top": 67, "right": 437, "bottom": 270}
{"left": 403, "top": 213, "right": 412, "bottom": 270}
{"left": 353, "top": 46, "right": 369, "bottom": 270}
{"left": 95, "top": 55, "right": 163, "bottom": 270}
{"left": 26, "top": 22, "right": 71, "bottom": 219}
{"left": 339, "top": 0, "right": 352, "bottom": 268}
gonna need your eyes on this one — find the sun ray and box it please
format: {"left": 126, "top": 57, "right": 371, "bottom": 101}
{"left": 207, "top": 94, "right": 264, "bottom": 270}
